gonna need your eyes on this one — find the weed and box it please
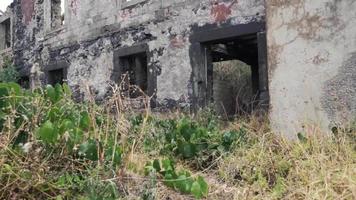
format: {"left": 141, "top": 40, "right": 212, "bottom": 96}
{"left": 145, "top": 159, "right": 208, "bottom": 199}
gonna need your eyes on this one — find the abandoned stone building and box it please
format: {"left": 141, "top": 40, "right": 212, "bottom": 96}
{"left": 0, "top": 0, "right": 355, "bottom": 137}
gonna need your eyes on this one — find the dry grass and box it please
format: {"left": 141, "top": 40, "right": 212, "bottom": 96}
{"left": 218, "top": 118, "right": 356, "bottom": 200}
{"left": 0, "top": 82, "right": 355, "bottom": 200}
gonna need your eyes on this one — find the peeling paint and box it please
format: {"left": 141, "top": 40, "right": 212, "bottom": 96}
{"left": 267, "top": 0, "right": 356, "bottom": 137}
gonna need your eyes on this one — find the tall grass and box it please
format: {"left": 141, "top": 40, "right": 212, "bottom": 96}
{"left": 0, "top": 82, "right": 355, "bottom": 199}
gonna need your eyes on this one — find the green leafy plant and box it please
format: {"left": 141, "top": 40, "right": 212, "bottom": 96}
{"left": 142, "top": 117, "right": 247, "bottom": 169}
{"left": 0, "top": 83, "right": 122, "bottom": 167}
{"left": 145, "top": 159, "right": 209, "bottom": 199}
{"left": 0, "top": 57, "right": 19, "bottom": 83}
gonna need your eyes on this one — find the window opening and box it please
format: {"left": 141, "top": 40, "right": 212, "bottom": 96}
{"left": 48, "top": 68, "right": 66, "bottom": 86}
{"left": 119, "top": 52, "right": 148, "bottom": 98}
{"left": 51, "top": 0, "right": 64, "bottom": 29}
{"left": 0, "top": 18, "right": 11, "bottom": 50}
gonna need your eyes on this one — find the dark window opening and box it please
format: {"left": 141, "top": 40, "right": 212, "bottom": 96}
{"left": 113, "top": 44, "right": 157, "bottom": 108}
{"left": 3, "top": 19, "right": 11, "bottom": 48}
{"left": 18, "top": 76, "right": 30, "bottom": 89}
{"left": 0, "top": 18, "right": 11, "bottom": 50}
{"left": 48, "top": 68, "right": 66, "bottom": 86}
{"left": 119, "top": 52, "right": 148, "bottom": 98}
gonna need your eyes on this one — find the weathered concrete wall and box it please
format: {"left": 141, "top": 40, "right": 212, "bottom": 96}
{"left": 13, "top": 0, "right": 265, "bottom": 104}
{"left": 11, "top": 0, "right": 356, "bottom": 136}
{"left": 266, "top": 0, "right": 356, "bottom": 137}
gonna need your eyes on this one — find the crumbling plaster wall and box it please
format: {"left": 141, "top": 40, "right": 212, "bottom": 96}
{"left": 266, "top": 0, "right": 356, "bottom": 137}
{"left": 13, "top": 0, "right": 42, "bottom": 76}
{"left": 13, "top": 0, "right": 265, "bottom": 104}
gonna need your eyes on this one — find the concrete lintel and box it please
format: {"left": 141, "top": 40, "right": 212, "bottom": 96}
{"left": 190, "top": 21, "right": 265, "bottom": 43}
{"left": 114, "top": 43, "right": 148, "bottom": 57}
{"left": 45, "top": 59, "right": 69, "bottom": 71}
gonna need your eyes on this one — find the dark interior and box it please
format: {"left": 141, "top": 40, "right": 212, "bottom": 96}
{"left": 204, "top": 34, "right": 260, "bottom": 116}
{"left": 2, "top": 18, "right": 11, "bottom": 48}
{"left": 119, "top": 52, "right": 148, "bottom": 98}
{"left": 18, "top": 76, "right": 30, "bottom": 89}
{"left": 48, "top": 68, "right": 65, "bottom": 86}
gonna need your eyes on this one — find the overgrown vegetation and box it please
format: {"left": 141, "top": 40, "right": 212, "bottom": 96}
{"left": 0, "top": 57, "right": 19, "bottom": 83}
{"left": 0, "top": 83, "right": 355, "bottom": 199}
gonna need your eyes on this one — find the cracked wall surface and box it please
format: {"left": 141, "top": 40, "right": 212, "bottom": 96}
{"left": 266, "top": 0, "right": 356, "bottom": 137}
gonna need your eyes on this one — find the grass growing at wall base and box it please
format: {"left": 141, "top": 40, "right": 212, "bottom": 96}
{"left": 0, "top": 83, "right": 355, "bottom": 199}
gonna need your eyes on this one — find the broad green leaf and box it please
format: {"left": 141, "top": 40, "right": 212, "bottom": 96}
{"left": 46, "top": 85, "right": 57, "bottom": 103}
{"left": 175, "top": 175, "right": 193, "bottom": 194}
{"left": 162, "top": 159, "right": 174, "bottom": 172}
{"left": 153, "top": 159, "right": 161, "bottom": 172}
{"left": 197, "top": 176, "right": 208, "bottom": 196}
{"left": 164, "top": 173, "right": 175, "bottom": 188}
{"left": 55, "top": 84, "right": 64, "bottom": 101}
{"left": 37, "top": 120, "right": 58, "bottom": 144}
{"left": 177, "top": 141, "right": 196, "bottom": 159}
{"left": 178, "top": 118, "right": 192, "bottom": 141}
{"left": 47, "top": 107, "right": 61, "bottom": 122}
{"left": 62, "top": 83, "right": 72, "bottom": 97}
{"left": 6, "top": 82, "right": 22, "bottom": 95}
{"left": 79, "top": 139, "right": 98, "bottom": 161}
{"left": 191, "top": 181, "right": 203, "bottom": 199}
{"left": 59, "top": 119, "right": 75, "bottom": 135}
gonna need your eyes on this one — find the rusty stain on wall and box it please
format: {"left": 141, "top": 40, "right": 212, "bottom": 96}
{"left": 210, "top": 0, "right": 237, "bottom": 23}
{"left": 20, "top": 0, "right": 34, "bottom": 25}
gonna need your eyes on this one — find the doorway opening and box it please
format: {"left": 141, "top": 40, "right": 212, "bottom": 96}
{"left": 205, "top": 34, "right": 260, "bottom": 116}
{"left": 48, "top": 68, "right": 66, "bottom": 86}
{"left": 45, "top": 60, "right": 68, "bottom": 86}
{"left": 190, "top": 22, "right": 269, "bottom": 117}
